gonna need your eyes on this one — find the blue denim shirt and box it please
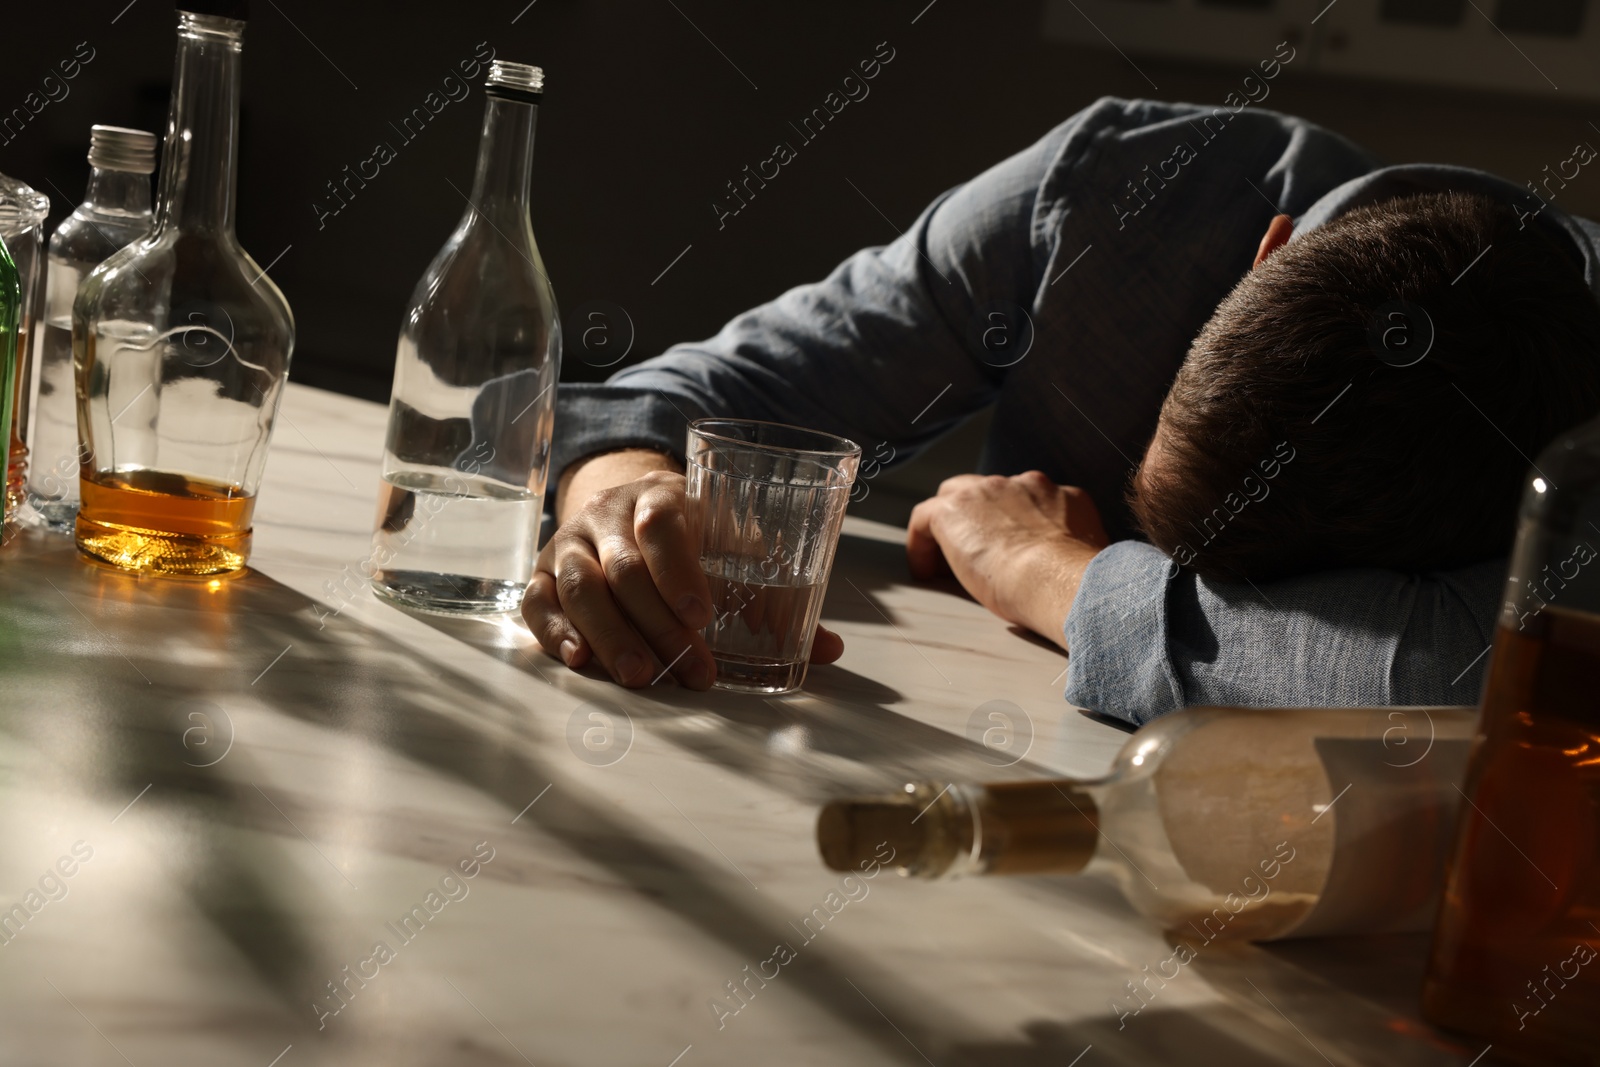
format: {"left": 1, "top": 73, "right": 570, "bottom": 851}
{"left": 551, "top": 96, "right": 1600, "bottom": 725}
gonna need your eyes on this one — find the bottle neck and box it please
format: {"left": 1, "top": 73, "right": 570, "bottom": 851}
{"left": 951, "top": 780, "right": 1101, "bottom": 877}
{"left": 465, "top": 90, "right": 538, "bottom": 225}
{"left": 83, "top": 168, "right": 153, "bottom": 219}
{"left": 155, "top": 12, "right": 244, "bottom": 236}
{"left": 816, "top": 778, "right": 1103, "bottom": 880}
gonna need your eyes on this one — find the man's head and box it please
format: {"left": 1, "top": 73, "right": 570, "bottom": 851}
{"left": 1130, "top": 190, "right": 1600, "bottom": 582}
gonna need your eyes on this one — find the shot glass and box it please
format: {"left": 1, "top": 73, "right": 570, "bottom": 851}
{"left": 686, "top": 419, "right": 861, "bottom": 694}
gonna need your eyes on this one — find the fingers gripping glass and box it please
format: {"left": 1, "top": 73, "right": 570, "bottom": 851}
{"left": 685, "top": 419, "right": 860, "bottom": 694}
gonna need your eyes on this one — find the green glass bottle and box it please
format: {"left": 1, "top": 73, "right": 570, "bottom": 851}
{"left": 0, "top": 233, "right": 19, "bottom": 533}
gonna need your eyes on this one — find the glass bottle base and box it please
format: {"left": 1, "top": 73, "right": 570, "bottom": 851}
{"left": 710, "top": 653, "right": 808, "bottom": 694}
{"left": 75, "top": 514, "right": 250, "bottom": 576}
{"left": 75, "top": 471, "right": 253, "bottom": 576}
{"left": 371, "top": 570, "right": 526, "bottom": 616}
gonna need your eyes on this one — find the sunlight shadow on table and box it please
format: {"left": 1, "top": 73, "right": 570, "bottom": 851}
{"left": 2, "top": 527, "right": 1475, "bottom": 1066}
{"left": 410, "top": 606, "right": 1075, "bottom": 810}
{"left": 0, "top": 530, "right": 1087, "bottom": 1064}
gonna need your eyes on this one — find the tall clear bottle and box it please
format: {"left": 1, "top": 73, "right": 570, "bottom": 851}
{"left": 819, "top": 705, "right": 1477, "bottom": 941}
{"left": 28, "top": 126, "right": 157, "bottom": 531}
{"left": 74, "top": 1, "right": 293, "bottom": 577}
{"left": 1423, "top": 418, "right": 1600, "bottom": 1065}
{"left": 370, "top": 61, "right": 560, "bottom": 615}
{"left": 0, "top": 172, "right": 50, "bottom": 525}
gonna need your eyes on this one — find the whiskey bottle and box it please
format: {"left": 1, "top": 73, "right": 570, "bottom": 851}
{"left": 1422, "top": 417, "right": 1600, "bottom": 1064}
{"left": 73, "top": 1, "right": 293, "bottom": 576}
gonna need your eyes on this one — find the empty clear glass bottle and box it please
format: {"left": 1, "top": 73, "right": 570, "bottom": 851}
{"left": 0, "top": 171, "right": 50, "bottom": 523}
{"left": 819, "top": 705, "right": 1477, "bottom": 941}
{"left": 1423, "top": 419, "right": 1600, "bottom": 1065}
{"left": 28, "top": 125, "right": 157, "bottom": 531}
{"left": 0, "top": 235, "right": 20, "bottom": 529}
{"left": 74, "top": 2, "right": 294, "bottom": 577}
{"left": 370, "top": 60, "right": 560, "bottom": 615}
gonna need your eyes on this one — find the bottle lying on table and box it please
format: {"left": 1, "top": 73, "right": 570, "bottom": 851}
{"left": 818, "top": 704, "right": 1477, "bottom": 941}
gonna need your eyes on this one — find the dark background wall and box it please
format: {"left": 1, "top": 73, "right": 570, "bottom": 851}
{"left": 5, "top": 0, "right": 1599, "bottom": 505}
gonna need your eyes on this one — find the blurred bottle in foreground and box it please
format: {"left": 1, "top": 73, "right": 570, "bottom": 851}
{"left": 819, "top": 705, "right": 1477, "bottom": 941}
{"left": 1423, "top": 418, "right": 1600, "bottom": 1065}
{"left": 371, "top": 60, "right": 560, "bottom": 615}
{"left": 74, "top": 1, "right": 293, "bottom": 577}
{"left": 0, "top": 235, "right": 20, "bottom": 528}
{"left": 0, "top": 171, "right": 49, "bottom": 524}
{"left": 27, "top": 126, "right": 157, "bottom": 531}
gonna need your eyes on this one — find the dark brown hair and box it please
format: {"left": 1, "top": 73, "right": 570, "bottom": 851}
{"left": 1131, "top": 190, "right": 1600, "bottom": 582}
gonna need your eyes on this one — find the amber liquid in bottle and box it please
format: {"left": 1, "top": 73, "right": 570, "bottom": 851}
{"left": 1422, "top": 606, "right": 1600, "bottom": 1065}
{"left": 75, "top": 469, "right": 254, "bottom": 576}
{"left": 5, "top": 318, "right": 29, "bottom": 516}
{"left": 72, "top": 11, "right": 292, "bottom": 577}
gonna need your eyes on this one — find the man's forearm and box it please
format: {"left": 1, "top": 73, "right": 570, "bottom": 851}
{"left": 555, "top": 448, "right": 683, "bottom": 522}
{"left": 1017, "top": 541, "right": 1099, "bottom": 654}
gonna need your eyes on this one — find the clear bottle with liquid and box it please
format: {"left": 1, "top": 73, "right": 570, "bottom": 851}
{"left": 27, "top": 125, "right": 157, "bottom": 531}
{"left": 0, "top": 171, "right": 50, "bottom": 524}
{"left": 370, "top": 60, "right": 560, "bottom": 615}
{"left": 1422, "top": 420, "right": 1600, "bottom": 1065}
{"left": 74, "top": 1, "right": 294, "bottom": 577}
{"left": 819, "top": 705, "right": 1477, "bottom": 941}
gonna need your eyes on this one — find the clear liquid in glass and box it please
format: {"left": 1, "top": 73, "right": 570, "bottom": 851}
{"left": 702, "top": 553, "right": 828, "bottom": 693}
{"left": 686, "top": 419, "right": 859, "bottom": 695}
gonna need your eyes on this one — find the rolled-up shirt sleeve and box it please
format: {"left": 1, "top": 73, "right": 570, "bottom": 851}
{"left": 1063, "top": 541, "right": 1505, "bottom": 726}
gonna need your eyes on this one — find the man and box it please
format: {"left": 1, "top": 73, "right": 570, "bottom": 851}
{"left": 523, "top": 96, "right": 1600, "bottom": 725}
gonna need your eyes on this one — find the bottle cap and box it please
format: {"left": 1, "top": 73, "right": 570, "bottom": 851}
{"left": 177, "top": 0, "right": 249, "bottom": 18}
{"left": 88, "top": 126, "right": 158, "bottom": 175}
{"left": 486, "top": 60, "right": 544, "bottom": 95}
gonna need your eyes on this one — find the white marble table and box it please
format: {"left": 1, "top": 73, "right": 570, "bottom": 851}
{"left": 0, "top": 383, "right": 1488, "bottom": 1066}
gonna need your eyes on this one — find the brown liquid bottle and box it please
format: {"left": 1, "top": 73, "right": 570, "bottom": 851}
{"left": 1423, "top": 417, "right": 1600, "bottom": 1065}
{"left": 72, "top": 3, "right": 293, "bottom": 577}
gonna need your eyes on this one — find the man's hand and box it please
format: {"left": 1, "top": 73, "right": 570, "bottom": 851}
{"left": 906, "top": 471, "right": 1109, "bottom": 650}
{"left": 525, "top": 455, "right": 844, "bottom": 688}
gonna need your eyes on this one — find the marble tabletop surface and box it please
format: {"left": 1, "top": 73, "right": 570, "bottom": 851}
{"left": 0, "top": 383, "right": 1490, "bottom": 1066}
